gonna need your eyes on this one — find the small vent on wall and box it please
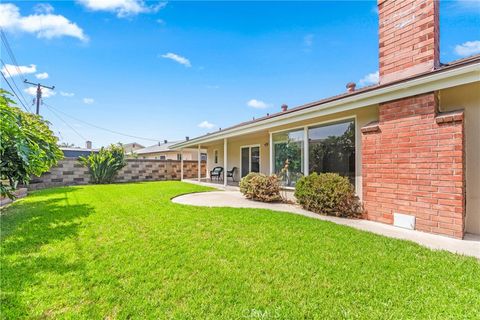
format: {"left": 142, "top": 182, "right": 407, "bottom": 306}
{"left": 393, "top": 213, "right": 416, "bottom": 230}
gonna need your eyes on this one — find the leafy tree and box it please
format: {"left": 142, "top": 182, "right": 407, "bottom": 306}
{"left": 79, "top": 144, "right": 127, "bottom": 184}
{"left": 59, "top": 142, "right": 76, "bottom": 148}
{"left": 0, "top": 89, "right": 63, "bottom": 198}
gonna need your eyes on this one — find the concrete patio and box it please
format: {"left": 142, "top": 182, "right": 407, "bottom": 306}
{"left": 182, "top": 178, "right": 240, "bottom": 190}
{"left": 172, "top": 190, "right": 480, "bottom": 259}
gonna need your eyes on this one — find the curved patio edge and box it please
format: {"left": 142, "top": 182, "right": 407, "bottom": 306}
{"left": 172, "top": 191, "right": 480, "bottom": 259}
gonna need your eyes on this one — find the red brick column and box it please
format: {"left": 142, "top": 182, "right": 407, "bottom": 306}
{"left": 361, "top": 92, "right": 465, "bottom": 238}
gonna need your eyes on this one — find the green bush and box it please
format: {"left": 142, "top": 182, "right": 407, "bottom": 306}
{"left": 1, "top": 89, "right": 63, "bottom": 199}
{"left": 294, "top": 172, "right": 362, "bottom": 218}
{"left": 239, "top": 172, "right": 282, "bottom": 202}
{"left": 79, "top": 144, "right": 126, "bottom": 184}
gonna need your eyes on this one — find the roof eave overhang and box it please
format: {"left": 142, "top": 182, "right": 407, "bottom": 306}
{"left": 173, "top": 61, "right": 480, "bottom": 149}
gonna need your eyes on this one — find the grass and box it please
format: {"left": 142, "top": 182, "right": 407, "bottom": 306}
{"left": 1, "top": 181, "right": 479, "bottom": 319}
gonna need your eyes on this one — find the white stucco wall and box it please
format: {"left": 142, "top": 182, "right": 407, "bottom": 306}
{"left": 440, "top": 82, "right": 480, "bottom": 235}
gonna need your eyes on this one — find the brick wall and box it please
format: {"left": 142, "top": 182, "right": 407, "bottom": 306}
{"left": 378, "top": 0, "right": 440, "bottom": 84}
{"left": 361, "top": 92, "right": 465, "bottom": 238}
{"left": 28, "top": 158, "right": 206, "bottom": 190}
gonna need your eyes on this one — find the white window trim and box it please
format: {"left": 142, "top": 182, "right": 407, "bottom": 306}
{"left": 213, "top": 149, "right": 219, "bottom": 164}
{"left": 239, "top": 144, "right": 261, "bottom": 178}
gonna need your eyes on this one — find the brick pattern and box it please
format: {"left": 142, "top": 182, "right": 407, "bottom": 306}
{"left": 29, "top": 159, "right": 206, "bottom": 190}
{"left": 378, "top": 0, "right": 440, "bottom": 83}
{"left": 362, "top": 93, "right": 465, "bottom": 238}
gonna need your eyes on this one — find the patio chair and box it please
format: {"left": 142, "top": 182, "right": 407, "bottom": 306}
{"left": 226, "top": 167, "right": 237, "bottom": 182}
{"left": 210, "top": 167, "right": 224, "bottom": 181}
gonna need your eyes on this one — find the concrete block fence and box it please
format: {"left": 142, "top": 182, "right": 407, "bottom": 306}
{"left": 28, "top": 158, "right": 206, "bottom": 190}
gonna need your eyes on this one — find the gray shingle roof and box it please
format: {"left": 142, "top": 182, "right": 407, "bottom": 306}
{"left": 134, "top": 141, "right": 182, "bottom": 155}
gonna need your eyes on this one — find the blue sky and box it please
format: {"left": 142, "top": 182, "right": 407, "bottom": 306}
{"left": 1, "top": 1, "right": 479, "bottom": 148}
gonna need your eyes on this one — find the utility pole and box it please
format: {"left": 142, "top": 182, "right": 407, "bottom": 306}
{"left": 24, "top": 79, "right": 55, "bottom": 115}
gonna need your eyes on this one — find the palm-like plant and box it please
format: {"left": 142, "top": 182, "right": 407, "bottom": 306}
{"left": 79, "top": 144, "right": 126, "bottom": 184}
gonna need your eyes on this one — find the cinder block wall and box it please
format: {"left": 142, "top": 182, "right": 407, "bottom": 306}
{"left": 28, "top": 158, "right": 206, "bottom": 190}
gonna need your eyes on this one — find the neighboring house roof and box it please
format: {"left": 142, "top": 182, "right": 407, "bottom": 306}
{"left": 61, "top": 147, "right": 99, "bottom": 158}
{"left": 123, "top": 142, "right": 145, "bottom": 149}
{"left": 173, "top": 54, "right": 480, "bottom": 149}
{"left": 134, "top": 141, "right": 183, "bottom": 155}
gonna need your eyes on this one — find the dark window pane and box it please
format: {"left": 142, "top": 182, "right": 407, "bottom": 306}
{"left": 241, "top": 147, "right": 250, "bottom": 177}
{"left": 251, "top": 147, "right": 260, "bottom": 173}
{"left": 308, "top": 120, "right": 355, "bottom": 184}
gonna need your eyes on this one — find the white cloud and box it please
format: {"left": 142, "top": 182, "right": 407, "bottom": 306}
{"left": 24, "top": 86, "right": 56, "bottom": 98}
{"left": 83, "top": 98, "right": 94, "bottom": 104}
{"left": 160, "top": 52, "right": 191, "bottom": 67}
{"left": 34, "top": 3, "right": 55, "bottom": 14}
{"left": 454, "top": 40, "right": 480, "bottom": 57}
{"left": 78, "top": 0, "right": 167, "bottom": 18}
{"left": 1, "top": 63, "right": 36, "bottom": 78}
{"left": 35, "top": 72, "right": 49, "bottom": 79}
{"left": 0, "top": 3, "right": 88, "bottom": 41}
{"left": 206, "top": 85, "right": 219, "bottom": 89}
{"left": 198, "top": 120, "right": 215, "bottom": 129}
{"left": 60, "top": 91, "right": 75, "bottom": 97}
{"left": 247, "top": 99, "right": 270, "bottom": 109}
{"left": 359, "top": 71, "right": 379, "bottom": 86}
{"left": 304, "top": 34, "right": 314, "bottom": 47}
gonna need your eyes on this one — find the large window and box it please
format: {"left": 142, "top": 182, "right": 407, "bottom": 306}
{"left": 272, "top": 129, "right": 304, "bottom": 187}
{"left": 308, "top": 120, "right": 355, "bottom": 184}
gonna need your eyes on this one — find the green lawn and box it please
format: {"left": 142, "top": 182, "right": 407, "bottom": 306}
{"left": 1, "top": 182, "right": 479, "bottom": 319}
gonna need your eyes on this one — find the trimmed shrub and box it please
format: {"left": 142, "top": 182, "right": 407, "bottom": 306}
{"left": 294, "top": 172, "right": 362, "bottom": 218}
{"left": 239, "top": 172, "right": 282, "bottom": 202}
{"left": 79, "top": 144, "right": 127, "bottom": 184}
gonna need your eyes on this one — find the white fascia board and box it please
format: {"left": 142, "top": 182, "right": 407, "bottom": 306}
{"left": 173, "top": 63, "right": 480, "bottom": 148}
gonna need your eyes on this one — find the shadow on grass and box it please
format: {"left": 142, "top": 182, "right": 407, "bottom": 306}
{"left": 1, "top": 187, "right": 94, "bottom": 318}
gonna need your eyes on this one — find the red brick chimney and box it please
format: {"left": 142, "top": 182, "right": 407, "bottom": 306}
{"left": 362, "top": 0, "right": 466, "bottom": 239}
{"left": 378, "top": 0, "right": 440, "bottom": 84}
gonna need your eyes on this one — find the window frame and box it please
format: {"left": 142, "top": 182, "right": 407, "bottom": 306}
{"left": 269, "top": 115, "right": 358, "bottom": 192}
{"left": 239, "top": 144, "right": 261, "bottom": 178}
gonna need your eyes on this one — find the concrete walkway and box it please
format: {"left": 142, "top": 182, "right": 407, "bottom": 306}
{"left": 172, "top": 191, "right": 480, "bottom": 259}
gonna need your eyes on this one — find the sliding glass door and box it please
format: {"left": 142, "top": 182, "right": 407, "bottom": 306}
{"left": 241, "top": 146, "right": 260, "bottom": 178}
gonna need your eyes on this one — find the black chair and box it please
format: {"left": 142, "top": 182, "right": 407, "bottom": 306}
{"left": 226, "top": 167, "right": 237, "bottom": 182}
{"left": 210, "top": 167, "right": 224, "bottom": 181}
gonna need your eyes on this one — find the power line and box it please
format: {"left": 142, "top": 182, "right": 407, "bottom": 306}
{"left": 0, "top": 29, "right": 22, "bottom": 75}
{"left": 0, "top": 29, "right": 31, "bottom": 95}
{"left": 44, "top": 104, "right": 87, "bottom": 142}
{"left": 44, "top": 103, "right": 162, "bottom": 143}
{"left": 0, "top": 58, "right": 32, "bottom": 111}
{"left": 1, "top": 70, "right": 30, "bottom": 112}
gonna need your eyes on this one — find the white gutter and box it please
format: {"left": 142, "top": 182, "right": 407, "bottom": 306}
{"left": 173, "top": 61, "right": 480, "bottom": 148}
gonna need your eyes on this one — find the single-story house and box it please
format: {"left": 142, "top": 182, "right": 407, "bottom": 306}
{"left": 60, "top": 147, "right": 99, "bottom": 158}
{"left": 133, "top": 140, "right": 207, "bottom": 161}
{"left": 172, "top": 0, "right": 480, "bottom": 239}
{"left": 60, "top": 141, "right": 98, "bottom": 158}
{"left": 122, "top": 142, "right": 145, "bottom": 154}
